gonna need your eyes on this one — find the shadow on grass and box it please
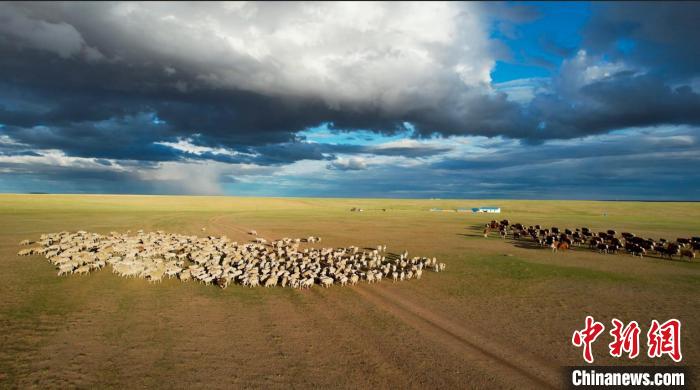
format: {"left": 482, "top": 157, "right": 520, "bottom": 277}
{"left": 512, "top": 241, "right": 546, "bottom": 250}
{"left": 456, "top": 233, "right": 485, "bottom": 238}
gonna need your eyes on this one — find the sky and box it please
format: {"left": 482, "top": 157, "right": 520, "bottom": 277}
{"left": 0, "top": 1, "right": 699, "bottom": 199}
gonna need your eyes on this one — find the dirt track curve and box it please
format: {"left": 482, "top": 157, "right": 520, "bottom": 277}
{"left": 353, "top": 286, "right": 561, "bottom": 389}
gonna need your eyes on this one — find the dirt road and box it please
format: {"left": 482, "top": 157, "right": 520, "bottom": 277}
{"left": 353, "top": 286, "right": 561, "bottom": 388}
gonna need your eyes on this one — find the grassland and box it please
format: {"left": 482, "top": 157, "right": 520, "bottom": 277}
{"left": 1, "top": 194, "right": 699, "bottom": 388}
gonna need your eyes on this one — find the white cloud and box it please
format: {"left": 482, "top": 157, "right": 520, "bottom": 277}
{"left": 493, "top": 78, "right": 549, "bottom": 104}
{"left": 0, "top": 149, "right": 126, "bottom": 171}
{"left": 327, "top": 157, "right": 367, "bottom": 171}
{"left": 556, "top": 50, "right": 632, "bottom": 96}
{"left": 327, "top": 157, "right": 368, "bottom": 171}
{"left": 6, "top": 2, "right": 496, "bottom": 113}
{"left": 154, "top": 137, "right": 255, "bottom": 157}
{"left": 0, "top": 134, "right": 25, "bottom": 146}
{"left": 372, "top": 138, "right": 454, "bottom": 153}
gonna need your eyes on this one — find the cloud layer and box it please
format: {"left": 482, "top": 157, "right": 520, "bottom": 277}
{"left": 0, "top": 2, "right": 699, "bottom": 198}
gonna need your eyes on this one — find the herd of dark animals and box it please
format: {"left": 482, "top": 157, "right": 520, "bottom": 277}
{"left": 483, "top": 220, "right": 699, "bottom": 261}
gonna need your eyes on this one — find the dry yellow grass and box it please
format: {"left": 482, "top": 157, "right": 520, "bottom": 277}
{"left": 1, "top": 194, "right": 698, "bottom": 388}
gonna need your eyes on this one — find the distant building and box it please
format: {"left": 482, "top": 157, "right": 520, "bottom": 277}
{"left": 472, "top": 207, "right": 501, "bottom": 213}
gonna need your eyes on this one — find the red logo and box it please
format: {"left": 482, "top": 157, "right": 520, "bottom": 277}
{"left": 572, "top": 316, "right": 606, "bottom": 363}
{"left": 647, "top": 319, "right": 682, "bottom": 362}
{"left": 609, "top": 319, "right": 640, "bottom": 359}
{"left": 573, "top": 317, "right": 682, "bottom": 363}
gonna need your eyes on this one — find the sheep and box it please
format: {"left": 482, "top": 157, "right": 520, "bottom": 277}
{"left": 57, "top": 263, "right": 75, "bottom": 276}
{"left": 302, "top": 277, "right": 314, "bottom": 289}
{"left": 17, "top": 248, "right": 34, "bottom": 256}
{"left": 320, "top": 277, "right": 333, "bottom": 288}
{"left": 17, "top": 230, "right": 442, "bottom": 289}
{"left": 264, "top": 275, "right": 278, "bottom": 288}
{"left": 178, "top": 269, "right": 192, "bottom": 282}
{"left": 147, "top": 271, "right": 164, "bottom": 283}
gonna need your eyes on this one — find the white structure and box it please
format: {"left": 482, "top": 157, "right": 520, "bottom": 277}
{"left": 472, "top": 207, "right": 501, "bottom": 213}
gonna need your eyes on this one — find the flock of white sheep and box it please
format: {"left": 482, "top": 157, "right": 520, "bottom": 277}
{"left": 17, "top": 230, "right": 446, "bottom": 288}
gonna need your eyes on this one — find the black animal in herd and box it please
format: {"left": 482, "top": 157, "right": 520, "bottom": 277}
{"left": 483, "top": 220, "right": 698, "bottom": 261}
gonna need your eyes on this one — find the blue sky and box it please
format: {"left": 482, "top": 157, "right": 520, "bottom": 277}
{"left": 0, "top": 2, "right": 699, "bottom": 199}
{"left": 491, "top": 2, "right": 591, "bottom": 83}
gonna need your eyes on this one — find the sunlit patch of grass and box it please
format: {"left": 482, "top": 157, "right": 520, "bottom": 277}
{"left": 470, "top": 255, "right": 636, "bottom": 282}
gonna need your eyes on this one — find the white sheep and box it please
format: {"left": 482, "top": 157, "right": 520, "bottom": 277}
{"left": 18, "top": 230, "right": 443, "bottom": 290}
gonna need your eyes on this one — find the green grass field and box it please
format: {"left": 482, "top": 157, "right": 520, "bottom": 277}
{"left": 1, "top": 194, "right": 698, "bottom": 388}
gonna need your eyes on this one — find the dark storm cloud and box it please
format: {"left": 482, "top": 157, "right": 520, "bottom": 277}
{"left": 0, "top": 35, "right": 459, "bottom": 166}
{"left": 299, "top": 127, "right": 700, "bottom": 200}
{"left": 0, "top": 1, "right": 528, "bottom": 156}
{"left": 2, "top": 0, "right": 700, "bottom": 161}
{"left": 433, "top": 127, "right": 699, "bottom": 172}
{"left": 366, "top": 144, "right": 453, "bottom": 158}
{"left": 0, "top": 42, "right": 423, "bottom": 161}
{"left": 0, "top": 2, "right": 424, "bottom": 142}
{"left": 0, "top": 46, "right": 328, "bottom": 146}
{"left": 5, "top": 42, "right": 698, "bottom": 156}
{"left": 584, "top": 2, "right": 700, "bottom": 79}
{"left": 529, "top": 73, "right": 700, "bottom": 139}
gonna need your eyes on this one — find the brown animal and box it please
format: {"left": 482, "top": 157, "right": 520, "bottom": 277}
{"left": 680, "top": 249, "right": 695, "bottom": 261}
{"left": 551, "top": 241, "right": 569, "bottom": 253}
{"left": 483, "top": 227, "right": 491, "bottom": 238}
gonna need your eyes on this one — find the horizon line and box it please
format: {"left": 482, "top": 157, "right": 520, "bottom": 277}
{"left": 2, "top": 193, "right": 699, "bottom": 203}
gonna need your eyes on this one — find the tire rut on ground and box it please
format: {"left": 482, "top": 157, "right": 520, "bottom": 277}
{"left": 354, "top": 285, "right": 561, "bottom": 389}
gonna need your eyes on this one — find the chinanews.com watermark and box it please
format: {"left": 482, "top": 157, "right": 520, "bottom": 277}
{"left": 566, "top": 366, "right": 689, "bottom": 388}
{"left": 567, "top": 316, "right": 692, "bottom": 388}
